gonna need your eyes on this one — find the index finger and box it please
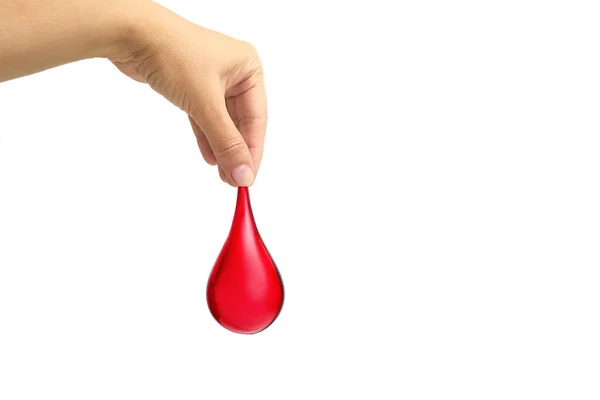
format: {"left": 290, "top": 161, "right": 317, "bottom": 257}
{"left": 230, "top": 83, "right": 267, "bottom": 175}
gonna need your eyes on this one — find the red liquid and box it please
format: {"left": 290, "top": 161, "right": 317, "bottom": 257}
{"left": 206, "top": 187, "right": 284, "bottom": 334}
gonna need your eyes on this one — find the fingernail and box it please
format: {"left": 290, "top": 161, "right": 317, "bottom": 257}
{"left": 231, "top": 165, "right": 254, "bottom": 187}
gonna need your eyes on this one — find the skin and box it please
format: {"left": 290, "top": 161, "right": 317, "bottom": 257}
{"left": 0, "top": 0, "right": 267, "bottom": 187}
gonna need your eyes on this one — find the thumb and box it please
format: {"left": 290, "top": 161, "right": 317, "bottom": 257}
{"left": 191, "top": 92, "right": 255, "bottom": 187}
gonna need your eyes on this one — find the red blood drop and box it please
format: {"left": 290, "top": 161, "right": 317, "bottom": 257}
{"left": 206, "top": 187, "right": 284, "bottom": 334}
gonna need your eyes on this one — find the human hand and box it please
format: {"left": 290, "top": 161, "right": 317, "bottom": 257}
{"left": 111, "top": 2, "right": 267, "bottom": 187}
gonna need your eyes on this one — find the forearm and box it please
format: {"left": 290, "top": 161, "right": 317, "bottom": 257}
{"left": 0, "top": 0, "right": 137, "bottom": 82}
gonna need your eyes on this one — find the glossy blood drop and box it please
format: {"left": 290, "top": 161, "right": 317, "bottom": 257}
{"left": 207, "top": 187, "right": 284, "bottom": 334}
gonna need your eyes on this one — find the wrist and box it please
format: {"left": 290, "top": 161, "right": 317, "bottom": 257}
{"left": 104, "top": 0, "right": 170, "bottom": 63}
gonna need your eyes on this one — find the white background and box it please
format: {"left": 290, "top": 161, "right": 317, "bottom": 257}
{"left": 1, "top": 0, "right": 599, "bottom": 398}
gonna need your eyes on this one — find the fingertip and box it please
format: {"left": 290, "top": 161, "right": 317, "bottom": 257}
{"left": 218, "top": 165, "right": 234, "bottom": 186}
{"left": 231, "top": 164, "right": 254, "bottom": 187}
{"left": 206, "top": 157, "right": 218, "bottom": 166}
{"left": 190, "top": 116, "right": 218, "bottom": 165}
{"left": 195, "top": 134, "right": 218, "bottom": 165}
{"left": 200, "top": 146, "right": 218, "bottom": 166}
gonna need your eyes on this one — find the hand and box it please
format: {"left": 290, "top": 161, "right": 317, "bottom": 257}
{"left": 111, "top": 2, "right": 267, "bottom": 187}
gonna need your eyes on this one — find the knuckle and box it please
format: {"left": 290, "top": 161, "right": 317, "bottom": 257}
{"left": 240, "top": 42, "right": 262, "bottom": 67}
{"left": 216, "top": 137, "right": 246, "bottom": 158}
{"left": 241, "top": 41, "right": 259, "bottom": 56}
